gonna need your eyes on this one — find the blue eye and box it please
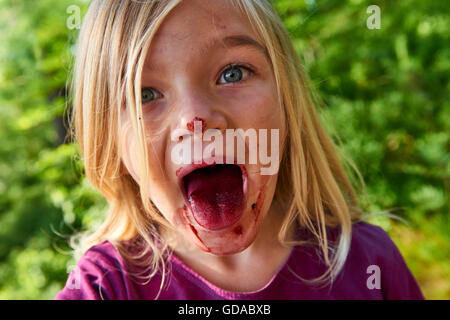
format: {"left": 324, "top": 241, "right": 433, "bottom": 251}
{"left": 218, "top": 65, "right": 251, "bottom": 84}
{"left": 141, "top": 87, "right": 162, "bottom": 103}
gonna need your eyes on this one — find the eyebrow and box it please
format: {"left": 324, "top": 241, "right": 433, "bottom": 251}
{"left": 143, "top": 35, "right": 268, "bottom": 73}
{"left": 214, "top": 34, "right": 268, "bottom": 56}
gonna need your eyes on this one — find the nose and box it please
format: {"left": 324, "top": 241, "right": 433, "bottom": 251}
{"left": 174, "top": 92, "right": 227, "bottom": 138}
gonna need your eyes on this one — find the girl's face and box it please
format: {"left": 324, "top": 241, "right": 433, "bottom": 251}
{"left": 120, "top": 0, "right": 286, "bottom": 255}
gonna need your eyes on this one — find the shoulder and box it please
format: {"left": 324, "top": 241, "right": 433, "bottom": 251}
{"left": 55, "top": 241, "right": 129, "bottom": 300}
{"left": 345, "top": 221, "right": 424, "bottom": 299}
{"left": 349, "top": 221, "right": 399, "bottom": 263}
{"left": 345, "top": 220, "right": 406, "bottom": 274}
{"left": 80, "top": 240, "right": 125, "bottom": 270}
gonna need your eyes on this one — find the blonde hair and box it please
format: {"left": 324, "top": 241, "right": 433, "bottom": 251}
{"left": 70, "top": 0, "right": 364, "bottom": 296}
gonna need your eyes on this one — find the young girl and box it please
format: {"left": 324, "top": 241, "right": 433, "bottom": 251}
{"left": 56, "top": 0, "right": 424, "bottom": 300}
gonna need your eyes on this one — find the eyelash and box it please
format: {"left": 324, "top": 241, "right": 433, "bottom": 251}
{"left": 217, "top": 62, "right": 255, "bottom": 85}
{"left": 141, "top": 62, "right": 255, "bottom": 105}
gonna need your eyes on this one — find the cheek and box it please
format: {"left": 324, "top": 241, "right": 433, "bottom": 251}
{"left": 230, "top": 85, "right": 282, "bottom": 130}
{"left": 119, "top": 119, "right": 180, "bottom": 216}
{"left": 119, "top": 121, "right": 165, "bottom": 181}
{"left": 119, "top": 121, "right": 140, "bottom": 183}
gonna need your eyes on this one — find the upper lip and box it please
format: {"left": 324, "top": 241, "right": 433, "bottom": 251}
{"left": 176, "top": 155, "right": 237, "bottom": 181}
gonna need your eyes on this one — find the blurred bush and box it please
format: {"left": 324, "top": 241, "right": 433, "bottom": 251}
{"left": 0, "top": 0, "right": 448, "bottom": 299}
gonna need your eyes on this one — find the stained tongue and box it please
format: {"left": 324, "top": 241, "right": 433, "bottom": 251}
{"left": 184, "top": 165, "right": 244, "bottom": 230}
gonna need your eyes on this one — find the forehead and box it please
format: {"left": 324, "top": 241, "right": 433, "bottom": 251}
{"left": 155, "top": 0, "right": 251, "bottom": 39}
{"left": 144, "top": 0, "right": 263, "bottom": 68}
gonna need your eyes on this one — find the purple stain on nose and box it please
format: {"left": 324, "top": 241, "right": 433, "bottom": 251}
{"left": 187, "top": 117, "right": 206, "bottom": 133}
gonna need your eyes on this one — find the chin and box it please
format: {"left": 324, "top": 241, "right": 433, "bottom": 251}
{"left": 205, "top": 236, "right": 256, "bottom": 256}
{"left": 180, "top": 201, "right": 265, "bottom": 255}
{"left": 192, "top": 224, "right": 259, "bottom": 256}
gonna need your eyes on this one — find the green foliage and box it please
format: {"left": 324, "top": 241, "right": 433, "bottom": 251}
{"left": 273, "top": 0, "right": 449, "bottom": 298}
{"left": 0, "top": 0, "right": 448, "bottom": 299}
{"left": 0, "top": 0, "right": 103, "bottom": 299}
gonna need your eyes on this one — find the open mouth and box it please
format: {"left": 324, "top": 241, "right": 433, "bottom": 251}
{"left": 180, "top": 164, "right": 246, "bottom": 231}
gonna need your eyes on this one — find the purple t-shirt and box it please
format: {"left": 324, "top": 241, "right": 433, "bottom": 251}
{"left": 55, "top": 221, "right": 424, "bottom": 300}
